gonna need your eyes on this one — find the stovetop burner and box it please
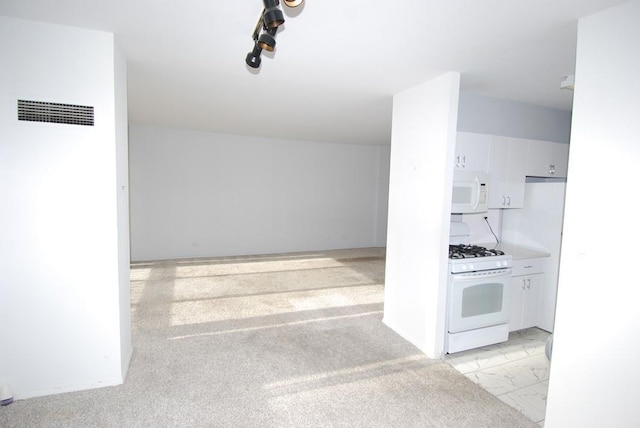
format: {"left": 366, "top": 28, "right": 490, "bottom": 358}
{"left": 449, "top": 244, "right": 505, "bottom": 259}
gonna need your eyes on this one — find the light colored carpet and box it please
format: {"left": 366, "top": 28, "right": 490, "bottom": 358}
{"left": 0, "top": 248, "right": 537, "bottom": 427}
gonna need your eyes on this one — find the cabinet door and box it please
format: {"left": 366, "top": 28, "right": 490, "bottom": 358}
{"left": 488, "top": 136, "right": 527, "bottom": 209}
{"left": 509, "top": 273, "right": 543, "bottom": 331}
{"left": 455, "top": 132, "right": 491, "bottom": 171}
{"left": 503, "top": 138, "right": 527, "bottom": 208}
{"left": 488, "top": 136, "right": 509, "bottom": 208}
{"left": 527, "top": 140, "right": 569, "bottom": 178}
{"left": 550, "top": 142, "right": 570, "bottom": 177}
{"left": 520, "top": 273, "right": 543, "bottom": 329}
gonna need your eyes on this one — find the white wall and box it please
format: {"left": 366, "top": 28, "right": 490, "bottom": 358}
{"left": 457, "top": 92, "right": 572, "bottom": 143}
{"left": 545, "top": 1, "right": 640, "bottom": 427}
{"left": 0, "top": 17, "right": 131, "bottom": 398}
{"left": 129, "top": 125, "right": 389, "bottom": 261}
{"left": 383, "top": 72, "right": 460, "bottom": 358}
{"left": 375, "top": 145, "right": 391, "bottom": 247}
{"left": 114, "top": 43, "right": 132, "bottom": 379}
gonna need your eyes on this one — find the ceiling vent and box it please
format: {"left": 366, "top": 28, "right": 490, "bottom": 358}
{"left": 17, "top": 100, "right": 94, "bottom": 126}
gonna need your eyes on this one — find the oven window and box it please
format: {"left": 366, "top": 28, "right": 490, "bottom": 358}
{"left": 461, "top": 282, "right": 504, "bottom": 318}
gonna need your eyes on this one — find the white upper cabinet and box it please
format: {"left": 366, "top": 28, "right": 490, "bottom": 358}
{"left": 526, "top": 140, "right": 570, "bottom": 178}
{"left": 454, "top": 132, "right": 491, "bottom": 171}
{"left": 488, "top": 136, "right": 528, "bottom": 209}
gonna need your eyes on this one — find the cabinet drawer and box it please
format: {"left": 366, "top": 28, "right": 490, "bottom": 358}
{"left": 512, "top": 258, "right": 545, "bottom": 276}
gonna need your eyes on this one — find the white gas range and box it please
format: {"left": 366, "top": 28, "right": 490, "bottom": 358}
{"left": 446, "top": 222, "right": 513, "bottom": 354}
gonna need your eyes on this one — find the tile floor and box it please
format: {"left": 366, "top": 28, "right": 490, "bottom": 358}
{"left": 444, "top": 328, "right": 551, "bottom": 426}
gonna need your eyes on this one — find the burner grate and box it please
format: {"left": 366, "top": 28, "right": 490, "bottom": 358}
{"left": 449, "top": 244, "right": 504, "bottom": 259}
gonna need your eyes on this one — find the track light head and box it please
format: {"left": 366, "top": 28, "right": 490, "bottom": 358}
{"left": 263, "top": 9, "right": 285, "bottom": 28}
{"left": 263, "top": 0, "right": 285, "bottom": 28}
{"left": 258, "top": 31, "right": 277, "bottom": 52}
{"left": 245, "top": 44, "right": 263, "bottom": 68}
{"left": 283, "top": 0, "right": 304, "bottom": 6}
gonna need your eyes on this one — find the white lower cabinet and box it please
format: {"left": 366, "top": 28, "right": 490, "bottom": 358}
{"left": 509, "top": 258, "right": 544, "bottom": 332}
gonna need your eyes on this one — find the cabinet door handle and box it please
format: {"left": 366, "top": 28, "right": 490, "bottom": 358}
{"left": 526, "top": 279, "right": 531, "bottom": 290}
{"left": 507, "top": 196, "right": 511, "bottom": 206}
{"left": 521, "top": 279, "right": 526, "bottom": 290}
{"left": 549, "top": 164, "right": 555, "bottom": 175}
{"left": 462, "top": 155, "right": 466, "bottom": 168}
{"left": 455, "top": 155, "right": 460, "bottom": 168}
{"left": 502, "top": 196, "right": 507, "bottom": 206}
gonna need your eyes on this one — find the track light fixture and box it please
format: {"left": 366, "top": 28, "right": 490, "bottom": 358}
{"left": 245, "top": 0, "right": 304, "bottom": 69}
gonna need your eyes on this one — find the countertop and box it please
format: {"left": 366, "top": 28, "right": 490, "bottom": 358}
{"left": 476, "top": 242, "right": 551, "bottom": 260}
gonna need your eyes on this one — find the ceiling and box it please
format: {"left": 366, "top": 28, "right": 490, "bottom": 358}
{"left": 0, "top": 0, "right": 628, "bottom": 145}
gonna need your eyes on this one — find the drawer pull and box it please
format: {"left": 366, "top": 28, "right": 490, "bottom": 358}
{"left": 523, "top": 265, "right": 533, "bottom": 268}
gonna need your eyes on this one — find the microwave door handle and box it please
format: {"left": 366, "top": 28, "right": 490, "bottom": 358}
{"left": 472, "top": 177, "right": 481, "bottom": 210}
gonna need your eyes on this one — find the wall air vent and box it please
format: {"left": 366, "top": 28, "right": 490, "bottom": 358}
{"left": 17, "top": 100, "right": 94, "bottom": 126}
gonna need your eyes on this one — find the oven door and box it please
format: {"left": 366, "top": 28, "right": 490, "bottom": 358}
{"left": 448, "top": 268, "right": 512, "bottom": 333}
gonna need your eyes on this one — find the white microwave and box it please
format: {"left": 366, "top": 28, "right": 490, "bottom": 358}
{"left": 451, "top": 170, "right": 489, "bottom": 214}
